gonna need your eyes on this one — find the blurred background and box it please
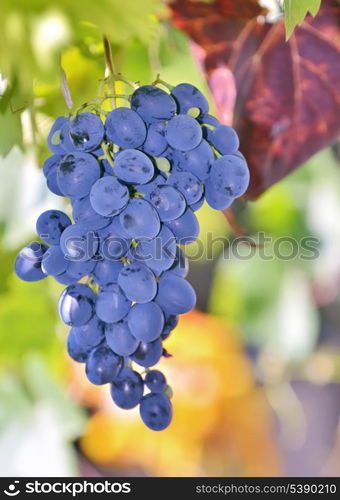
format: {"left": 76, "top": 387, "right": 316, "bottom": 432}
{"left": 0, "top": 0, "right": 340, "bottom": 477}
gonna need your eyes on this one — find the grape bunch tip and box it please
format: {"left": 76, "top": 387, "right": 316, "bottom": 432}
{"left": 14, "top": 80, "right": 250, "bottom": 431}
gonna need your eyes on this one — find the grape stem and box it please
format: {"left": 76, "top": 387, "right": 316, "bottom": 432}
{"left": 152, "top": 74, "right": 174, "bottom": 91}
{"left": 100, "top": 141, "right": 114, "bottom": 167}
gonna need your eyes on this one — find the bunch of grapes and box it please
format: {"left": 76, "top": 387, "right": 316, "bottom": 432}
{"left": 14, "top": 82, "right": 249, "bottom": 431}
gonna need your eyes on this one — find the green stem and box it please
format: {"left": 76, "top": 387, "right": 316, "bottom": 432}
{"left": 100, "top": 141, "right": 114, "bottom": 167}
{"left": 152, "top": 74, "right": 174, "bottom": 91}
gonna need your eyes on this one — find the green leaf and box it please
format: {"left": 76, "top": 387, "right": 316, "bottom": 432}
{"left": 284, "top": 0, "right": 322, "bottom": 39}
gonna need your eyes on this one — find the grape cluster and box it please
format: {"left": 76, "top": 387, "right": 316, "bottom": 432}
{"left": 14, "top": 82, "right": 249, "bottom": 431}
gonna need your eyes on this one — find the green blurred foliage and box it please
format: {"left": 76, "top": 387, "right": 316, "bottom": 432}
{"left": 284, "top": 0, "right": 322, "bottom": 39}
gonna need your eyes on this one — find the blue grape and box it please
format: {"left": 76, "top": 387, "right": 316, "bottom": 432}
{"left": 72, "top": 196, "right": 100, "bottom": 222}
{"left": 133, "top": 225, "right": 176, "bottom": 275}
{"left": 136, "top": 174, "right": 167, "bottom": 198}
{"left": 139, "top": 393, "right": 172, "bottom": 431}
{"left": 47, "top": 116, "right": 68, "bottom": 154}
{"left": 71, "top": 315, "right": 104, "bottom": 350}
{"left": 67, "top": 112, "right": 104, "bottom": 152}
{"left": 57, "top": 152, "right": 101, "bottom": 198}
{"left": 60, "top": 221, "right": 99, "bottom": 260}
{"left": 131, "top": 85, "right": 176, "bottom": 123}
{"left": 58, "top": 283, "right": 96, "bottom": 326}
{"left": 90, "top": 176, "right": 129, "bottom": 216}
{"left": 167, "top": 171, "right": 203, "bottom": 205}
{"left": 171, "top": 83, "right": 209, "bottom": 116}
{"left": 167, "top": 247, "right": 188, "bottom": 278}
{"left": 107, "top": 215, "right": 133, "bottom": 240}
{"left": 105, "top": 107, "right": 146, "bottom": 148}
{"left": 111, "top": 368, "right": 144, "bottom": 409}
{"left": 165, "top": 208, "right": 199, "bottom": 245}
{"left": 97, "top": 226, "right": 130, "bottom": 261}
{"left": 161, "top": 314, "right": 179, "bottom": 340}
{"left": 131, "top": 338, "right": 163, "bottom": 368}
{"left": 41, "top": 245, "right": 68, "bottom": 276}
{"left": 14, "top": 242, "right": 48, "bottom": 282}
{"left": 127, "top": 302, "right": 164, "bottom": 342}
{"left": 54, "top": 271, "right": 78, "bottom": 285}
{"left": 141, "top": 122, "right": 167, "bottom": 156}
{"left": 166, "top": 115, "right": 202, "bottom": 151}
{"left": 59, "top": 121, "right": 77, "bottom": 152}
{"left": 67, "top": 328, "right": 92, "bottom": 363}
{"left": 114, "top": 149, "right": 154, "bottom": 184}
{"left": 209, "top": 125, "right": 240, "bottom": 155}
{"left": 92, "top": 259, "right": 123, "bottom": 287}
{"left": 85, "top": 344, "right": 121, "bottom": 385}
{"left": 199, "top": 113, "right": 220, "bottom": 127}
{"left": 46, "top": 170, "right": 64, "bottom": 196}
{"left": 156, "top": 273, "right": 196, "bottom": 315}
{"left": 172, "top": 139, "right": 213, "bottom": 180}
{"left": 119, "top": 199, "right": 160, "bottom": 239}
{"left": 43, "top": 155, "right": 63, "bottom": 178}
{"left": 204, "top": 177, "right": 233, "bottom": 210}
{"left": 145, "top": 370, "right": 167, "bottom": 393}
{"left": 209, "top": 154, "right": 250, "bottom": 200}
{"left": 95, "top": 285, "right": 131, "bottom": 323}
{"left": 67, "top": 259, "right": 96, "bottom": 280}
{"left": 118, "top": 262, "right": 157, "bottom": 303}
{"left": 149, "top": 185, "right": 186, "bottom": 222}
{"left": 190, "top": 197, "right": 204, "bottom": 212}
{"left": 105, "top": 320, "right": 139, "bottom": 356}
{"left": 36, "top": 210, "right": 71, "bottom": 245}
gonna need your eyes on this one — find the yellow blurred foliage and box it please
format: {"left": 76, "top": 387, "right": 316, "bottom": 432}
{"left": 75, "top": 310, "right": 282, "bottom": 476}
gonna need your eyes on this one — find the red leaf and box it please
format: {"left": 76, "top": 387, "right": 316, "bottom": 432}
{"left": 171, "top": 0, "right": 340, "bottom": 199}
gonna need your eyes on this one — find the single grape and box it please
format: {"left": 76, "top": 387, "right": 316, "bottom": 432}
{"left": 145, "top": 370, "right": 167, "bottom": 393}
{"left": 90, "top": 176, "right": 129, "bottom": 216}
{"left": 41, "top": 245, "right": 68, "bottom": 276}
{"left": 57, "top": 152, "right": 101, "bottom": 198}
{"left": 54, "top": 271, "right": 78, "bottom": 285}
{"left": 156, "top": 273, "right": 196, "bottom": 315}
{"left": 46, "top": 169, "right": 64, "bottom": 196}
{"left": 43, "top": 155, "right": 63, "bottom": 178}
{"left": 71, "top": 315, "right": 105, "bottom": 350}
{"left": 167, "top": 171, "right": 203, "bottom": 205}
{"left": 204, "top": 176, "right": 233, "bottom": 210}
{"left": 91, "top": 259, "right": 124, "bottom": 287}
{"left": 127, "top": 302, "right": 164, "bottom": 342}
{"left": 67, "top": 112, "right": 104, "bottom": 152}
{"left": 67, "top": 259, "right": 97, "bottom": 280}
{"left": 139, "top": 393, "right": 173, "bottom": 431}
{"left": 114, "top": 149, "right": 154, "bottom": 184}
{"left": 97, "top": 219, "right": 131, "bottom": 260}
{"left": 149, "top": 185, "right": 186, "bottom": 222}
{"left": 131, "top": 338, "right": 163, "bottom": 368}
{"left": 85, "top": 344, "right": 121, "bottom": 385}
{"left": 172, "top": 139, "right": 213, "bottom": 180}
{"left": 67, "top": 328, "right": 92, "bottom": 363}
{"left": 171, "top": 83, "right": 209, "bottom": 116}
{"left": 60, "top": 223, "right": 99, "bottom": 260}
{"left": 14, "top": 242, "right": 48, "bottom": 282}
{"left": 199, "top": 113, "right": 220, "bottom": 127}
{"left": 111, "top": 368, "right": 144, "bottom": 409}
{"left": 72, "top": 196, "right": 105, "bottom": 222}
{"left": 58, "top": 283, "right": 96, "bottom": 327}
{"left": 119, "top": 199, "right": 160, "bottom": 239}
{"left": 141, "top": 122, "right": 167, "bottom": 156}
{"left": 167, "top": 247, "right": 189, "bottom": 278}
{"left": 105, "top": 107, "right": 146, "bottom": 148}
{"left": 165, "top": 208, "right": 199, "bottom": 245}
{"left": 105, "top": 320, "right": 139, "bottom": 356}
{"left": 165, "top": 115, "right": 202, "bottom": 151}
{"left": 36, "top": 210, "right": 71, "bottom": 245}
{"left": 47, "top": 116, "right": 68, "bottom": 154}
{"left": 118, "top": 262, "right": 157, "bottom": 303}
{"left": 209, "top": 154, "right": 250, "bottom": 199}
{"left": 95, "top": 285, "right": 131, "bottom": 323}
{"left": 133, "top": 225, "right": 176, "bottom": 275}
{"left": 161, "top": 314, "right": 179, "bottom": 340}
{"left": 131, "top": 85, "right": 176, "bottom": 123}
{"left": 209, "top": 125, "right": 240, "bottom": 155}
